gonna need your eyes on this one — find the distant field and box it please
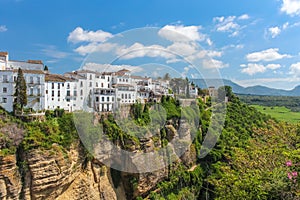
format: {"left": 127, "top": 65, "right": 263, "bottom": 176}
{"left": 251, "top": 105, "right": 300, "bottom": 124}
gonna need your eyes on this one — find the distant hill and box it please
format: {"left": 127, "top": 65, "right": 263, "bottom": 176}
{"left": 191, "top": 79, "right": 300, "bottom": 96}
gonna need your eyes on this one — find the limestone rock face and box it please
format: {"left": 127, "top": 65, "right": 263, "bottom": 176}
{"left": 0, "top": 143, "right": 117, "bottom": 200}
{"left": 0, "top": 155, "right": 22, "bottom": 200}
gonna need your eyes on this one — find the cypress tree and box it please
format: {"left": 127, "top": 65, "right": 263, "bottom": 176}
{"left": 14, "top": 68, "right": 27, "bottom": 113}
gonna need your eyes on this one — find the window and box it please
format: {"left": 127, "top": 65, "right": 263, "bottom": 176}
{"left": 80, "top": 90, "right": 83, "bottom": 96}
{"left": 3, "top": 87, "right": 7, "bottom": 93}
{"left": 58, "top": 83, "right": 60, "bottom": 89}
{"left": 80, "top": 81, "right": 83, "bottom": 87}
{"left": 121, "top": 94, "right": 124, "bottom": 99}
{"left": 101, "top": 83, "right": 104, "bottom": 87}
{"left": 89, "top": 82, "right": 92, "bottom": 87}
{"left": 3, "top": 98, "right": 7, "bottom": 103}
{"left": 66, "top": 98, "right": 70, "bottom": 102}
{"left": 108, "top": 77, "right": 110, "bottom": 81}
{"left": 3, "top": 75, "right": 8, "bottom": 82}
{"left": 96, "top": 97, "right": 99, "bottom": 102}
{"left": 112, "top": 97, "right": 114, "bottom": 102}
{"left": 37, "top": 88, "right": 41, "bottom": 96}
{"left": 96, "top": 82, "right": 98, "bottom": 87}
{"left": 67, "top": 83, "right": 70, "bottom": 89}
{"left": 46, "top": 90, "right": 48, "bottom": 94}
{"left": 129, "top": 94, "right": 131, "bottom": 99}
{"left": 58, "top": 98, "right": 60, "bottom": 101}
{"left": 67, "top": 90, "right": 70, "bottom": 96}
{"left": 89, "top": 74, "right": 92, "bottom": 80}
{"left": 30, "top": 76, "right": 34, "bottom": 84}
{"left": 52, "top": 83, "right": 54, "bottom": 89}
{"left": 58, "top": 91, "right": 60, "bottom": 97}
{"left": 37, "top": 77, "right": 41, "bottom": 84}
{"left": 52, "top": 91, "right": 54, "bottom": 97}
{"left": 102, "top": 97, "right": 104, "bottom": 102}
{"left": 125, "top": 94, "right": 127, "bottom": 99}
{"left": 73, "top": 90, "right": 77, "bottom": 96}
{"left": 107, "top": 97, "right": 109, "bottom": 102}
{"left": 30, "top": 88, "right": 33, "bottom": 96}
{"left": 62, "top": 83, "right": 64, "bottom": 87}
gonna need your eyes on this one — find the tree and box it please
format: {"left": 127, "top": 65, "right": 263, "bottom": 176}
{"left": 44, "top": 65, "right": 48, "bottom": 71}
{"left": 185, "top": 77, "right": 190, "bottom": 98}
{"left": 163, "top": 73, "right": 171, "bottom": 80}
{"left": 14, "top": 68, "right": 27, "bottom": 113}
{"left": 217, "top": 86, "right": 234, "bottom": 102}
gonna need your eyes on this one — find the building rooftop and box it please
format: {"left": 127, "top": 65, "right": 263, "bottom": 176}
{"left": 0, "top": 52, "right": 8, "bottom": 56}
{"left": 45, "top": 74, "right": 73, "bottom": 82}
{"left": 0, "top": 69, "right": 45, "bottom": 74}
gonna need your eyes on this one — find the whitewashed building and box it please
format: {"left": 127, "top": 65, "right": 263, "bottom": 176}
{"left": 0, "top": 52, "right": 176, "bottom": 113}
{"left": 112, "top": 69, "right": 137, "bottom": 105}
{"left": 0, "top": 69, "right": 45, "bottom": 112}
{"left": 0, "top": 52, "right": 43, "bottom": 71}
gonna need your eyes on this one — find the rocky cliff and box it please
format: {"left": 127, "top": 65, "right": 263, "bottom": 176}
{"left": 0, "top": 122, "right": 196, "bottom": 200}
{"left": 0, "top": 143, "right": 117, "bottom": 200}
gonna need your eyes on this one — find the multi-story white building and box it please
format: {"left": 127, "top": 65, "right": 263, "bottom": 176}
{"left": 0, "top": 69, "right": 45, "bottom": 112}
{"left": 0, "top": 52, "right": 178, "bottom": 114}
{"left": 0, "top": 52, "right": 43, "bottom": 71}
{"left": 112, "top": 69, "right": 137, "bottom": 104}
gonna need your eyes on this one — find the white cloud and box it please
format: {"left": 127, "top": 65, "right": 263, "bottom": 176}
{"left": 213, "top": 16, "right": 225, "bottom": 23}
{"left": 241, "top": 63, "right": 266, "bottom": 75}
{"left": 289, "top": 62, "right": 300, "bottom": 77}
{"left": 158, "top": 25, "right": 206, "bottom": 42}
{"left": 202, "top": 58, "right": 228, "bottom": 69}
{"left": 186, "top": 50, "right": 223, "bottom": 63}
{"left": 116, "top": 42, "right": 175, "bottom": 60}
{"left": 0, "top": 25, "right": 7, "bottom": 32}
{"left": 213, "top": 15, "right": 244, "bottom": 37}
{"left": 266, "top": 64, "right": 281, "bottom": 70}
{"left": 281, "top": 0, "right": 300, "bottom": 16}
{"left": 238, "top": 14, "right": 250, "bottom": 20}
{"left": 283, "top": 22, "right": 289, "bottom": 29}
{"left": 82, "top": 63, "right": 143, "bottom": 73}
{"left": 206, "top": 38, "right": 213, "bottom": 46}
{"left": 74, "top": 42, "right": 117, "bottom": 55}
{"left": 40, "top": 45, "right": 70, "bottom": 59}
{"left": 217, "top": 21, "right": 239, "bottom": 32}
{"left": 246, "top": 48, "right": 291, "bottom": 62}
{"left": 268, "top": 26, "right": 281, "bottom": 38}
{"left": 68, "top": 27, "right": 113, "bottom": 44}
{"left": 167, "top": 42, "right": 198, "bottom": 56}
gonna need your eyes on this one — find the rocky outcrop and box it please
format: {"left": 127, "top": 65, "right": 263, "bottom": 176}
{"left": 0, "top": 155, "right": 22, "bottom": 200}
{"left": 21, "top": 143, "right": 117, "bottom": 200}
{"left": 0, "top": 143, "right": 117, "bottom": 200}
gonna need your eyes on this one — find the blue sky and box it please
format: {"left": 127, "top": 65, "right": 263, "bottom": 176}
{"left": 1, "top": 0, "right": 300, "bottom": 89}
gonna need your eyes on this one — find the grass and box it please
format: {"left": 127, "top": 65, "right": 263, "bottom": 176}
{"left": 251, "top": 105, "right": 300, "bottom": 124}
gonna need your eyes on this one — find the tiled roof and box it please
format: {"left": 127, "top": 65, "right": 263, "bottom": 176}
{"left": 113, "top": 83, "right": 135, "bottom": 87}
{"left": 115, "top": 68, "right": 130, "bottom": 76}
{"left": 131, "top": 75, "right": 150, "bottom": 80}
{"left": 0, "top": 52, "right": 8, "bottom": 56}
{"left": 27, "top": 60, "right": 43, "bottom": 64}
{"left": 64, "top": 72, "right": 87, "bottom": 80}
{"left": 45, "top": 74, "right": 73, "bottom": 82}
